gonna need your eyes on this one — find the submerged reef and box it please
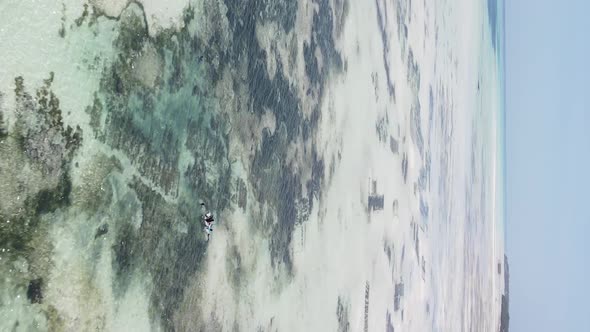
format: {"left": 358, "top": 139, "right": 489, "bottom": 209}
{"left": 0, "top": 0, "right": 347, "bottom": 329}
{"left": 0, "top": 74, "right": 83, "bottom": 330}
{"left": 500, "top": 255, "right": 510, "bottom": 332}
{"left": 1, "top": 74, "right": 81, "bottom": 253}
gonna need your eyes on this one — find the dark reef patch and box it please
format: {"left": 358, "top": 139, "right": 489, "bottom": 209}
{"left": 307, "top": 147, "right": 325, "bottom": 203}
{"left": 112, "top": 222, "right": 138, "bottom": 296}
{"left": 15, "top": 74, "right": 83, "bottom": 174}
{"left": 303, "top": 0, "right": 344, "bottom": 96}
{"left": 75, "top": 3, "right": 90, "bottom": 27}
{"left": 184, "top": 113, "right": 232, "bottom": 212}
{"left": 407, "top": 49, "right": 424, "bottom": 158}
{"left": 336, "top": 296, "right": 351, "bottom": 332}
{"left": 394, "top": 0, "right": 410, "bottom": 57}
{"left": 390, "top": 136, "right": 399, "bottom": 154}
{"left": 222, "top": 0, "right": 342, "bottom": 271}
{"left": 394, "top": 282, "right": 404, "bottom": 311}
{"left": 401, "top": 153, "right": 408, "bottom": 183}
{"left": 0, "top": 74, "right": 81, "bottom": 254}
{"left": 364, "top": 282, "right": 370, "bottom": 332}
{"left": 386, "top": 311, "right": 394, "bottom": 332}
{"left": 251, "top": 126, "right": 302, "bottom": 271}
{"left": 86, "top": 93, "right": 103, "bottom": 137}
{"left": 27, "top": 278, "right": 43, "bottom": 304}
{"left": 224, "top": 0, "right": 298, "bottom": 40}
{"left": 33, "top": 171, "right": 73, "bottom": 216}
{"left": 58, "top": 3, "right": 66, "bottom": 38}
{"left": 500, "top": 255, "right": 510, "bottom": 332}
{"left": 111, "top": 179, "right": 208, "bottom": 331}
{"left": 376, "top": 115, "right": 388, "bottom": 143}
{"left": 235, "top": 178, "right": 248, "bottom": 210}
{"left": 95, "top": 223, "right": 109, "bottom": 239}
{"left": 375, "top": 0, "right": 395, "bottom": 98}
{"left": 0, "top": 93, "right": 6, "bottom": 138}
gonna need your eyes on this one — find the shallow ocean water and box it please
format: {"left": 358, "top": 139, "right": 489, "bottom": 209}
{"left": 0, "top": 0, "right": 506, "bottom": 331}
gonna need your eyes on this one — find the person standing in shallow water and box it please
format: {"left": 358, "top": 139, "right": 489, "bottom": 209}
{"left": 200, "top": 202, "right": 214, "bottom": 241}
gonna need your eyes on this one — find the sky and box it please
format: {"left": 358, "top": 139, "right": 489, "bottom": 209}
{"left": 506, "top": 0, "right": 590, "bottom": 331}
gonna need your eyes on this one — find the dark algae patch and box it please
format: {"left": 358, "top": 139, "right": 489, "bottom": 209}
{"left": 336, "top": 296, "right": 351, "bottom": 332}
{"left": 27, "top": 278, "right": 43, "bottom": 304}
{"left": 0, "top": 74, "right": 81, "bottom": 253}
{"left": 222, "top": 0, "right": 344, "bottom": 273}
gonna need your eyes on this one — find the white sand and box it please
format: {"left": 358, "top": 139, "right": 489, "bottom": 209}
{"left": 140, "top": 0, "right": 191, "bottom": 34}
